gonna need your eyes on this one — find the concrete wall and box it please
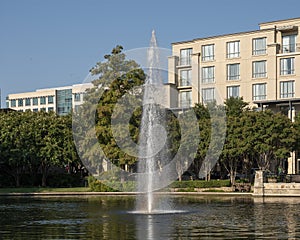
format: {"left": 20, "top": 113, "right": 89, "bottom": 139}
{"left": 253, "top": 170, "right": 300, "bottom": 196}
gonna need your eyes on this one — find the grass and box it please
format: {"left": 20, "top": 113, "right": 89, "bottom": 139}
{"left": 0, "top": 187, "right": 91, "bottom": 193}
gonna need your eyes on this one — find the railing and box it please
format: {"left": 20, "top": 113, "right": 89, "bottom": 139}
{"left": 179, "top": 57, "right": 191, "bottom": 66}
{"left": 282, "top": 44, "right": 296, "bottom": 53}
{"left": 264, "top": 173, "right": 300, "bottom": 183}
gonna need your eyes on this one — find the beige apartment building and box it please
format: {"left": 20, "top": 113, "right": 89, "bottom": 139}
{"left": 6, "top": 83, "right": 92, "bottom": 115}
{"left": 167, "top": 17, "right": 300, "bottom": 173}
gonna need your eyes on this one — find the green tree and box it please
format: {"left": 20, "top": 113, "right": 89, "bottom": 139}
{"left": 0, "top": 111, "right": 28, "bottom": 186}
{"left": 76, "top": 46, "right": 146, "bottom": 176}
{"left": 252, "top": 110, "right": 295, "bottom": 172}
{"left": 220, "top": 98, "right": 250, "bottom": 184}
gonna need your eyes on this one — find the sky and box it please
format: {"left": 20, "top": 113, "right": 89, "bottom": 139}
{"left": 1, "top": 0, "right": 300, "bottom": 107}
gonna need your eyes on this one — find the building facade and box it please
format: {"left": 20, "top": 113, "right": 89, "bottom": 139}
{"left": 6, "top": 83, "right": 92, "bottom": 115}
{"left": 167, "top": 17, "right": 300, "bottom": 173}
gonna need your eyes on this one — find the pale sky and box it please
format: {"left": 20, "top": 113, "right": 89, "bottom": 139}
{"left": 1, "top": 0, "right": 300, "bottom": 107}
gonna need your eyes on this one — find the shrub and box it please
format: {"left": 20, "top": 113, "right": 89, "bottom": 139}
{"left": 168, "top": 180, "right": 231, "bottom": 189}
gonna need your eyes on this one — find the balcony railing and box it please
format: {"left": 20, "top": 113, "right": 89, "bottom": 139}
{"left": 282, "top": 43, "right": 296, "bottom": 53}
{"left": 179, "top": 57, "right": 191, "bottom": 66}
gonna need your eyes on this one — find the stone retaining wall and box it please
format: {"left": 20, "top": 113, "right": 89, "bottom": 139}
{"left": 253, "top": 170, "right": 300, "bottom": 197}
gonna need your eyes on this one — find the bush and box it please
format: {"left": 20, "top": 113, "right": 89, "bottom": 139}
{"left": 87, "top": 176, "right": 137, "bottom": 192}
{"left": 168, "top": 180, "right": 231, "bottom": 189}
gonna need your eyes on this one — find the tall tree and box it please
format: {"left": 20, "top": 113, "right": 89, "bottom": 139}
{"left": 252, "top": 110, "right": 295, "bottom": 172}
{"left": 77, "top": 46, "right": 146, "bottom": 176}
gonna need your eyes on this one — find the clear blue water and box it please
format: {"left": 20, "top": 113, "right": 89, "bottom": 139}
{"left": 0, "top": 195, "right": 299, "bottom": 239}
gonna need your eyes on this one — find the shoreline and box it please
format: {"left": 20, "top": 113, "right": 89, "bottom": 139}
{"left": 0, "top": 191, "right": 255, "bottom": 197}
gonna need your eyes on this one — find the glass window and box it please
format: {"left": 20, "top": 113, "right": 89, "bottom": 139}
{"left": 282, "top": 35, "right": 296, "bottom": 53}
{"left": 253, "top": 61, "right": 267, "bottom": 78}
{"left": 227, "top": 41, "right": 240, "bottom": 58}
{"left": 280, "top": 58, "right": 295, "bottom": 75}
{"left": 74, "top": 105, "right": 80, "bottom": 112}
{"left": 48, "top": 107, "right": 54, "bottom": 112}
{"left": 202, "top": 44, "right": 214, "bottom": 61}
{"left": 33, "top": 108, "right": 38, "bottom": 112}
{"left": 40, "top": 108, "right": 46, "bottom": 112}
{"left": 57, "top": 89, "right": 72, "bottom": 116}
{"left": 280, "top": 81, "right": 294, "bottom": 98}
{"left": 25, "top": 98, "right": 31, "bottom": 106}
{"left": 202, "top": 88, "right": 215, "bottom": 103}
{"left": 253, "top": 38, "right": 266, "bottom": 55}
{"left": 179, "top": 70, "right": 191, "bottom": 86}
{"left": 227, "top": 63, "right": 240, "bottom": 80}
{"left": 48, "top": 96, "right": 54, "bottom": 104}
{"left": 179, "top": 91, "right": 192, "bottom": 108}
{"left": 18, "top": 99, "right": 23, "bottom": 107}
{"left": 33, "top": 97, "right": 38, "bottom": 105}
{"left": 74, "top": 93, "right": 81, "bottom": 102}
{"left": 40, "top": 97, "right": 46, "bottom": 105}
{"left": 227, "top": 86, "right": 240, "bottom": 98}
{"left": 253, "top": 83, "right": 267, "bottom": 100}
{"left": 201, "top": 66, "right": 215, "bottom": 84}
{"left": 11, "top": 99, "right": 16, "bottom": 107}
{"left": 180, "top": 48, "right": 192, "bottom": 66}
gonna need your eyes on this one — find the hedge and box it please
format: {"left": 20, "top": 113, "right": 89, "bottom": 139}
{"left": 88, "top": 177, "right": 231, "bottom": 192}
{"left": 168, "top": 180, "right": 231, "bottom": 189}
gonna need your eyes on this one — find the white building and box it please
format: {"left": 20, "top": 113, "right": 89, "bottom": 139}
{"left": 6, "top": 83, "right": 93, "bottom": 115}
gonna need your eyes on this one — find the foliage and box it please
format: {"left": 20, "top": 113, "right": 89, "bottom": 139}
{"left": 87, "top": 175, "right": 136, "bottom": 192}
{"left": 79, "top": 45, "right": 146, "bottom": 172}
{"left": 0, "top": 111, "right": 82, "bottom": 187}
{"left": 168, "top": 180, "right": 231, "bottom": 188}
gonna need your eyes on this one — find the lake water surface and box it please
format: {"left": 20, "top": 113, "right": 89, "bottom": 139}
{"left": 0, "top": 195, "right": 299, "bottom": 239}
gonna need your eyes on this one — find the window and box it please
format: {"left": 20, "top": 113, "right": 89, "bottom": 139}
{"left": 40, "top": 97, "right": 46, "bottom": 105}
{"left": 33, "top": 108, "right": 38, "bottom": 112}
{"left": 11, "top": 99, "right": 16, "bottom": 107}
{"left": 280, "top": 58, "right": 295, "bottom": 75}
{"left": 227, "top": 86, "right": 240, "bottom": 98}
{"left": 227, "top": 63, "right": 240, "bottom": 80}
{"left": 74, "top": 105, "right": 80, "bottom": 112}
{"left": 253, "top": 61, "right": 267, "bottom": 78}
{"left": 227, "top": 41, "right": 240, "bottom": 58}
{"left": 33, "top": 97, "right": 38, "bottom": 106}
{"left": 57, "top": 89, "right": 72, "bottom": 116}
{"left": 280, "top": 81, "right": 294, "bottom": 98}
{"left": 282, "top": 35, "right": 296, "bottom": 53}
{"left": 202, "top": 44, "right": 214, "bottom": 61}
{"left": 253, "top": 37, "right": 266, "bottom": 55}
{"left": 48, "top": 107, "right": 54, "bottom": 112}
{"left": 18, "top": 99, "right": 23, "bottom": 107}
{"left": 74, "top": 93, "right": 81, "bottom": 102}
{"left": 253, "top": 83, "right": 266, "bottom": 100}
{"left": 201, "top": 66, "right": 215, "bottom": 84}
{"left": 40, "top": 108, "right": 46, "bottom": 112}
{"left": 48, "top": 96, "right": 54, "bottom": 104}
{"left": 180, "top": 48, "right": 192, "bottom": 65}
{"left": 179, "top": 70, "right": 192, "bottom": 86}
{"left": 25, "top": 98, "right": 31, "bottom": 106}
{"left": 202, "top": 88, "right": 215, "bottom": 103}
{"left": 179, "top": 91, "right": 192, "bottom": 108}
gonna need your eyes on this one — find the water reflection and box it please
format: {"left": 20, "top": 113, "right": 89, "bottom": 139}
{"left": 0, "top": 196, "right": 300, "bottom": 239}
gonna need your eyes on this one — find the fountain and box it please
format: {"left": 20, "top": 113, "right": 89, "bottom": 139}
{"left": 135, "top": 30, "right": 169, "bottom": 214}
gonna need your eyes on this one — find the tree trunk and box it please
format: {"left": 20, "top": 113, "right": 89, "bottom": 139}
{"left": 15, "top": 174, "right": 20, "bottom": 187}
{"left": 42, "top": 173, "right": 47, "bottom": 187}
{"left": 178, "top": 174, "right": 182, "bottom": 182}
{"left": 230, "top": 169, "right": 235, "bottom": 185}
{"left": 41, "top": 162, "right": 49, "bottom": 187}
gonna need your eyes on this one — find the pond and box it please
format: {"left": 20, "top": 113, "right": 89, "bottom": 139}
{"left": 0, "top": 195, "right": 300, "bottom": 239}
